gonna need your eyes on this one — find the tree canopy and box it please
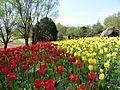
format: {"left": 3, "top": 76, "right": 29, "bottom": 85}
{"left": 104, "top": 12, "right": 120, "bottom": 30}
{"left": 33, "top": 17, "right": 58, "bottom": 43}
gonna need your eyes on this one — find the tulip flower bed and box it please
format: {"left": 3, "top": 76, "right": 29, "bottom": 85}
{"left": 0, "top": 37, "right": 120, "bottom": 90}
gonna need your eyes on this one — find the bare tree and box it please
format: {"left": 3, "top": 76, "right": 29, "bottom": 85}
{"left": 0, "top": 1, "right": 17, "bottom": 50}
{"left": 9, "top": 0, "right": 59, "bottom": 45}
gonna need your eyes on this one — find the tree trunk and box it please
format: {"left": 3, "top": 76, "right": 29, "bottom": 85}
{"left": 32, "top": 32, "right": 35, "bottom": 44}
{"left": 25, "top": 37, "right": 29, "bottom": 46}
{"left": 4, "top": 41, "right": 8, "bottom": 50}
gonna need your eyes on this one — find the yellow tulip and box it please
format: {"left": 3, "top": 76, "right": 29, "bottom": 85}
{"left": 106, "top": 53, "right": 111, "bottom": 58}
{"left": 77, "top": 51, "right": 80, "bottom": 56}
{"left": 88, "top": 65, "right": 93, "bottom": 71}
{"left": 99, "top": 49, "right": 103, "bottom": 54}
{"left": 100, "top": 68, "right": 104, "bottom": 73}
{"left": 74, "top": 52, "right": 77, "bottom": 57}
{"left": 88, "top": 59, "right": 96, "bottom": 64}
{"left": 90, "top": 47, "right": 94, "bottom": 52}
{"left": 93, "top": 52, "right": 96, "bottom": 56}
{"left": 104, "top": 48, "right": 108, "bottom": 53}
{"left": 82, "top": 56, "right": 86, "bottom": 61}
{"left": 84, "top": 48, "right": 87, "bottom": 50}
{"left": 104, "top": 62, "right": 110, "bottom": 68}
{"left": 87, "top": 53, "right": 91, "bottom": 57}
{"left": 112, "top": 52, "right": 117, "bottom": 58}
{"left": 99, "top": 73, "right": 105, "bottom": 80}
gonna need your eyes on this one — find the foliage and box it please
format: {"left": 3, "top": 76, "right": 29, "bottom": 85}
{"left": 56, "top": 23, "right": 66, "bottom": 35}
{"left": 79, "top": 26, "right": 90, "bottom": 37}
{"left": 104, "top": 12, "right": 120, "bottom": 30}
{"left": 58, "top": 33, "right": 63, "bottom": 40}
{"left": 33, "top": 17, "right": 58, "bottom": 43}
{"left": 66, "top": 27, "right": 80, "bottom": 36}
{"left": 104, "top": 12, "right": 120, "bottom": 36}
{"left": 92, "top": 21, "right": 104, "bottom": 34}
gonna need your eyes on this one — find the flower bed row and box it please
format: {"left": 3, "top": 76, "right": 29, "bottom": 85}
{"left": 53, "top": 37, "right": 120, "bottom": 90}
{"left": 0, "top": 37, "right": 120, "bottom": 90}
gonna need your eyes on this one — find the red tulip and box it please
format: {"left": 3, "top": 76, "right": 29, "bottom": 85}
{"left": 88, "top": 82, "right": 92, "bottom": 88}
{"left": 39, "top": 57, "right": 44, "bottom": 62}
{"left": 66, "top": 53, "right": 70, "bottom": 57}
{"left": 77, "top": 61, "right": 83, "bottom": 69}
{"left": 46, "top": 56, "right": 50, "bottom": 59}
{"left": 10, "top": 59, "right": 16, "bottom": 64}
{"left": 10, "top": 64, "right": 16, "bottom": 70}
{"left": 60, "top": 49, "right": 65, "bottom": 53}
{"left": 72, "top": 57, "right": 76, "bottom": 62}
{"left": 44, "top": 80, "right": 55, "bottom": 90}
{"left": 59, "top": 55, "right": 63, "bottom": 59}
{"left": 46, "top": 58, "right": 51, "bottom": 63}
{"left": 38, "top": 68, "right": 45, "bottom": 75}
{"left": 28, "top": 60, "right": 33, "bottom": 66}
{"left": 70, "top": 74, "right": 78, "bottom": 82}
{"left": 7, "top": 73, "right": 16, "bottom": 81}
{"left": 15, "top": 51, "right": 21, "bottom": 56}
{"left": 0, "top": 63, "right": 4, "bottom": 69}
{"left": 56, "top": 52, "right": 61, "bottom": 56}
{"left": 22, "top": 62, "right": 28, "bottom": 70}
{"left": 49, "top": 50, "right": 53, "bottom": 53}
{"left": 16, "top": 58, "right": 21, "bottom": 62}
{"left": 53, "top": 58, "right": 58, "bottom": 63}
{"left": 56, "top": 66, "right": 64, "bottom": 73}
{"left": 78, "top": 85, "right": 86, "bottom": 90}
{"left": 1, "top": 56, "right": 5, "bottom": 61}
{"left": 40, "top": 64, "right": 47, "bottom": 69}
{"left": 1, "top": 67, "right": 9, "bottom": 75}
{"left": 34, "top": 79, "right": 44, "bottom": 89}
{"left": 32, "top": 54, "right": 38, "bottom": 61}
{"left": 88, "top": 72, "right": 97, "bottom": 81}
{"left": 68, "top": 58, "right": 72, "bottom": 62}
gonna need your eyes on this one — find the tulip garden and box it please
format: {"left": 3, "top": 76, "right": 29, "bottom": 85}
{"left": 0, "top": 37, "right": 120, "bottom": 90}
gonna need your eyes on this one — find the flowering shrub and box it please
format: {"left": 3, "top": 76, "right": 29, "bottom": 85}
{"left": 0, "top": 37, "right": 120, "bottom": 90}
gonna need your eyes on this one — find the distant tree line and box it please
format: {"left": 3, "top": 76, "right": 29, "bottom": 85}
{"left": 56, "top": 12, "right": 120, "bottom": 39}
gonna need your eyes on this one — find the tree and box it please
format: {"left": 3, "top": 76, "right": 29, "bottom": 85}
{"left": 66, "top": 27, "right": 80, "bottom": 36}
{"left": 104, "top": 12, "right": 120, "bottom": 30}
{"left": 92, "top": 21, "right": 104, "bottom": 34}
{"left": 56, "top": 23, "right": 66, "bottom": 34}
{"left": 8, "top": 0, "right": 34, "bottom": 45}
{"left": 33, "top": 17, "right": 58, "bottom": 43}
{"left": 9, "top": 0, "right": 59, "bottom": 45}
{"left": 79, "top": 26, "right": 90, "bottom": 37}
{"left": 56, "top": 23, "right": 66, "bottom": 40}
{"left": 32, "top": 0, "right": 59, "bottom": 44}
{"left": 0, "top": 0, "right": 17, "bottom": 50}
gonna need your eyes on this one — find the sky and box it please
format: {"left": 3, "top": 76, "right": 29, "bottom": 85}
{"left": 53, "top": 0, "right": 120, "bottom": 27}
